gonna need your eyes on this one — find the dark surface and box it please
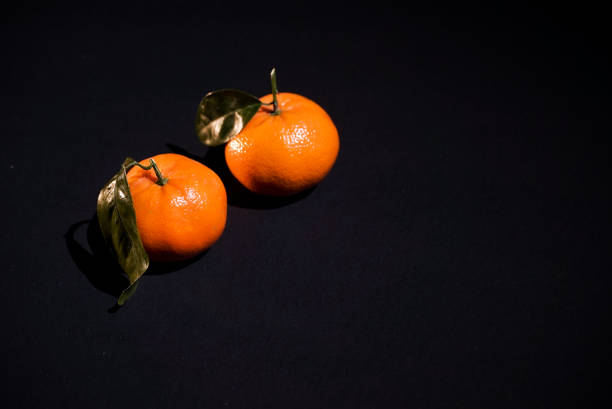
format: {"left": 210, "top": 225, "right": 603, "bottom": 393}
{"left": 1, "top": 5, "right": 610, "bottom": 408}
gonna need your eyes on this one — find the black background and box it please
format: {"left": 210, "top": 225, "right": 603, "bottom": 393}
{"left": 1, "top": 4, "right": 610, "bottom": 408}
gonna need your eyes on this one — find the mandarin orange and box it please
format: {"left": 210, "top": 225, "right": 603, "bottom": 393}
{"left": 225, "top": 92, "right": 339, "bottom": 196}
{"left": 126, "top": 153, "right": 226, "bottom": 262}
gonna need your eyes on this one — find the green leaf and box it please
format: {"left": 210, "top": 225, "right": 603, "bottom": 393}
{"left": 195, "top": 89, "right": 262, "bottom": 146}
{"left": 96, "top": 157, "right": 149, "bottom": 304}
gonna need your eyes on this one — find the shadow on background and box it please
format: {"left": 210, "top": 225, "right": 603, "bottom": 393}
{"left": 166, "top": 143, "right": 314, "bottom": 209}
{"left": 65, "top": 218, "right": 128, "bottom": 301}
{"left": 65, "top": 215, "right": 205, "bottom": 312}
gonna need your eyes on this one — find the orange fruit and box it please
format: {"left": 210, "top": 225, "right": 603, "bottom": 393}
{"left": 225, "top": 92, "right": 339, "bottom": 196}
{"left": 126, "top": 153, "right": 227, "bottom": 262}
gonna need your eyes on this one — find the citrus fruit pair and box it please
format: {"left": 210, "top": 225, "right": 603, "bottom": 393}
{"left": 105, "top": 69, "right": 338, "bottom": 266}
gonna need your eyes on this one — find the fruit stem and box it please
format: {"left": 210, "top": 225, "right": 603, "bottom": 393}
{"left": 131, "top": 159, "right": 168, "bottom": 186}
{"left": 149, "top": 159, "right": 168, "bottom": 186}
{"left": 270, "top": 67, "right": 280, "bottom": 115}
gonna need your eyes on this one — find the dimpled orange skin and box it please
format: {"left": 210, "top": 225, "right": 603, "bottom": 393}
{"left": 126, "top": 153, "right": 227, "bottom": 262}
{"left": 225, "top": 92, "right": 339, "bottom": 196}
